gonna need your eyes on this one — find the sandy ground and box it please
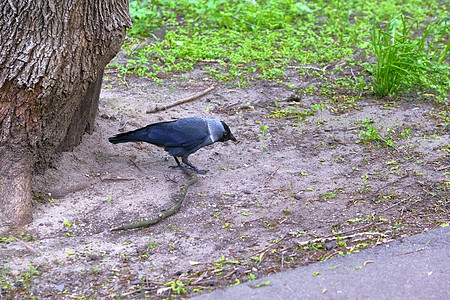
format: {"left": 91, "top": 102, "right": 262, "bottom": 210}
{"left": 1, "top": 68, "right": 449, "bottom": 298}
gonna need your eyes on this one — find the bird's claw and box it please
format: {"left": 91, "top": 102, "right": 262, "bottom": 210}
{"left": 169, "top": 165, "right": 208, "bottom": 174}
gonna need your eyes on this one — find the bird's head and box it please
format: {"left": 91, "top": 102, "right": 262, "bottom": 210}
{"left": 219, "top": 121, "right": 237, "bottom": 142}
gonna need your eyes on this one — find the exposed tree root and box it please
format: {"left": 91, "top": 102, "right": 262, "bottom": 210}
{"left": 111, "top": 168, "right": 198, "bottom": 231}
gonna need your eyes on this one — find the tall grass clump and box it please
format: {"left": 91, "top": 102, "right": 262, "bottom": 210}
{"left": 370, "top": 15, "right": 449, "bottom": 100}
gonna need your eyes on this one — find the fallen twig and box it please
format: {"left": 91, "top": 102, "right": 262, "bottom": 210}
{"left": 222, "top": 268, "right": 238, "bottom": 279}
{"left": 111, "top": 168, "right": 198, "bottom": 231}
{"left": 146, "top": 85, "right": 216, "bottom": 114}
{"left": 129, "top": 158, "right": 143, "bottom": 172}
{"left": 164, "top": 174, "right": 180, "bottom": 183}
{"left": 102, "top": 178, "right": 134, "bottom": 183}
{"left": 437, "top": 164, "right": 450, "bottom": 171}
{"left": 321, "top": 250, "right": 341, "bottom": 261}
{"left": 320, "top": 222, "right": 377, "bottom": 240}
{"left": 50, "top": 178, "right": 99, "bottom": 199}
{"left": 323, "top": 126, "right": 359, "bottom": 132}
{"left": 120, "top": 287, "right": 156, "bottom": 297}
{"left": 273, "top": 222, "right": 379, "bottom": 253}
{"left": 297, "top": 232, "right": 383, "bottom": 247}
{"left": 264, "top": 166, "right": 280, "bottom": 187}
{"left": 396, "top": 247, "right": 426, "bottom": 256}
{"left": 251, "top": 234, "right": 288, "bottom": 257}
{"left": 17, "top": 239, "right": 44, "bottom": 257}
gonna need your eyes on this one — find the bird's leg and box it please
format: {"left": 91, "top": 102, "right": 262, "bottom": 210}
{"left": 169, "top": 157, "right": 184, "bottom": 170}
{"left": 169, "top": 157, "right": 208, "bottom": 174}
{"left": 174, "top": 157, "right": 182, "bottom": 167}
{"left": 182, "top": 157, "right": 208, "bottom": 174}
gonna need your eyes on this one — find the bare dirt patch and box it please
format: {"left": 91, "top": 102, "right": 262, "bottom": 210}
{"left": 1, "top": 69, "right": 449, "bottom": 299}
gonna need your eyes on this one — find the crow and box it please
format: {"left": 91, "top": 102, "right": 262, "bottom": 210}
{"left": 108, "top": 117, "right": 237, "bottom": 174}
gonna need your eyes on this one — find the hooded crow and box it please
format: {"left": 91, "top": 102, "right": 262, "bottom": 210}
{"left": 108, "top": 117, "right": 237, "bottom": 174}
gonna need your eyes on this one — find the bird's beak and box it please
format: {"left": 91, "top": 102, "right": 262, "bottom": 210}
{"left": 230, "top": 134, "right": 237, "bottom": 142}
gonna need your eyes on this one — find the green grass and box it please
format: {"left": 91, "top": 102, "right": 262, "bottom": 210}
{"left": 113, "top": 0, "right": 448, "bottom": 99}
{"left": 371, "top": 15, "right": 449, "bottom": 99}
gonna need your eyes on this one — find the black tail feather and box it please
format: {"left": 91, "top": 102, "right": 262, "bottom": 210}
{"left": 108, "top": 127, "right": 149, "bottom": 144}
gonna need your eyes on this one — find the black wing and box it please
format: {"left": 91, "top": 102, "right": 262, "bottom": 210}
{"left": 109, "top": 117, "right": 210, "bottom": 152}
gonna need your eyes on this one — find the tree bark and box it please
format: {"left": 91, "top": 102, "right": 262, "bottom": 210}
{"left": 0, "top": 0, "right": 131, "bottom": 227}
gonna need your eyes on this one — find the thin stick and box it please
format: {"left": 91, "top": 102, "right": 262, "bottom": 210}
{"left": 17, "top": 239, "right": 44, "bottom": 257}
{"left": 129, "top": 158, "right": 143, "bottom": 172}
{"left": 265, "top": 166, "right": 280, "bottom": 186}
{"left": 50, "top": 178, "right": 99, "bottom": 199}
{"left": 437, "top": 165, "right": 450, "bottom": 171}
{"left": 396, "top": 247, "right": 426, "bottom": 256}
{"left": 251, "top": 234, "right": 288, "bottom": 256}
{"left": 146, "top": 85, "right": 216, "bottom": 114}
{"left": 120, "top": 287, "right": 155, "bottom": 297}
{"left": 320, "top": 222, "right": 376, "bottom": 240}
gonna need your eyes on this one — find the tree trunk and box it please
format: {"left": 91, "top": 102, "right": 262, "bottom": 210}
{"left": 0, "top": 0, "right": 131, "bottom": 227}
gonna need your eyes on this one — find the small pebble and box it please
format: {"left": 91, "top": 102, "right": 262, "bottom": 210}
{"left": 55, "top": 284, "right": 65, "bottom": 292}
{"left": 325, "top": 241, "right": 337, "bottom": 251}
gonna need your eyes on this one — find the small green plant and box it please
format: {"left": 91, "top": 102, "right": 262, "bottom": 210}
{"left": 305, "top": 243, "right": 324, "bottom": 250}
{"left": 164, "top": 279, "right": 187, "bottom": 295}
{"left": 214, "top": 255, "right": 240, "bottom": 273}
{"left": 400, "top": 128, "right": 411, "bottom": 139}
{"left": 254, "top": 281, "right": 270, "bottom": 287}
{"left": 257, "top": 125, "right": 270, "bottom": 151}
{"left": 358, "top": 124, "right": 380, "bottom": 143}
{"left": 0, "top": 237, "right": 15, "bottom": 243}
{"left": 23, "top": 264, "right": 39, "bottom": 285}
{"left": 336, "top": 236, "right": 347, "bottom": 247}
{"left": 310, "top": 103, "right": 323, "bottom": 114}
{"left": 322, "top": 191, "right": 337, "bottom": 200}
{"left": 167, "top": 224, "right": 182, "bottom": 232}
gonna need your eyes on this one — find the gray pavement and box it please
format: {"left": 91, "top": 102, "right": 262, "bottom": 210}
{"left": 194, "top": 226, "right": 450, "bottom": 300}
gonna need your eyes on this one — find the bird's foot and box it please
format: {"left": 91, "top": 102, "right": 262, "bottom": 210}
{"left": 194, "top": 168, "right": 208, "bottom": 175}
{"left": 169, "top": 165, "right": 208, "bottom": 174}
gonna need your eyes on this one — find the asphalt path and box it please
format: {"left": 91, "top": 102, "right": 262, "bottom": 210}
{"left": 194, "top": 226, "right": 450, "bottom": 299}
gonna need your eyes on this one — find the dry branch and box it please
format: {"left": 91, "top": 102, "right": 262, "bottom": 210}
{"left": 17, "top": 239, "right": 44, "bottom": 257}
{"left": 264, "top": 165, "right": 280, "bottom": 186}
{"left": 50, "top": 179, "right": 99, "bottom": 199}
{"left": 146, "top": 85, "right": 216, "bottom": 114}
{"left": 111, "top": 168, "right": 198, "bottom": 231}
